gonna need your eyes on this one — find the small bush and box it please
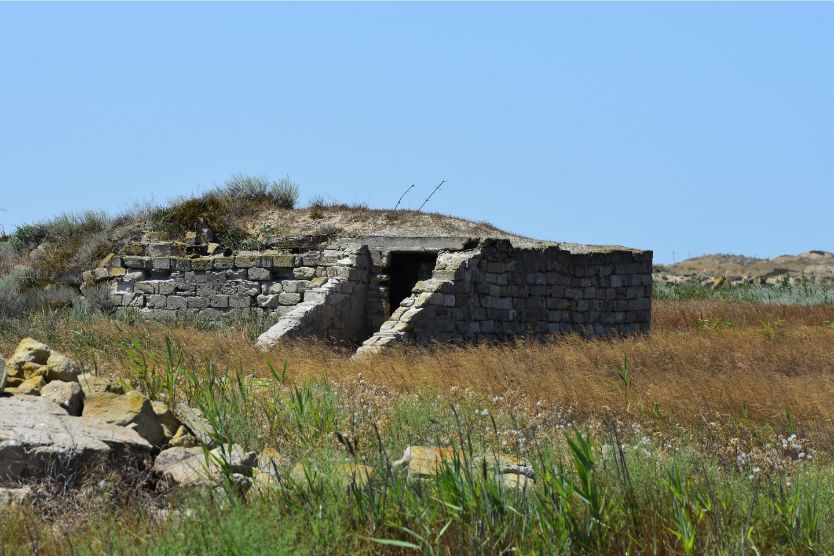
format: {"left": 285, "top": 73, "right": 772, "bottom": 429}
{"left": 150, "top": 196, "right": 233, "bottom": 243}
{"left": 308, "top": 195, "right": 328, "bottom": 219}
{"left": 218, "top": 173, "right": 300, "bottom": 209}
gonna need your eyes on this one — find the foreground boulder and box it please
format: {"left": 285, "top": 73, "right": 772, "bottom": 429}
{"left": 41, "top": 380, "right": 84, "bottom": 416}
{"left": 0, "top": 395, "right": 151, "bottom": 481}
{"left": 83, "top": 391, "right": 165, "bottom": 447}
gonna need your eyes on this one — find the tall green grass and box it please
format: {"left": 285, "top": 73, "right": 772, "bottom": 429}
{"left": 9, "top": 338, "right": 827, "bottom": 554}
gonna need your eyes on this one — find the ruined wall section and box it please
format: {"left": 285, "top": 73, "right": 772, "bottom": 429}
{"left": 84, "top": 242, "right": 370, "bottom": 337}
{"left": 357, "top": 240, "right": 652, "bottom": 355}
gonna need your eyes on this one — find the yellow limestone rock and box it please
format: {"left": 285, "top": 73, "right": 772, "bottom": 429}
{"left": 151, "top": 401, "right": 182, "bottom": 441}
{"left": 77, "top": 373, "right": 125, "bottom": 397}
{"left": 393, "top": 446, "right": 535, "bottom": 489}
{"left": 83, "top": 391, "right": 164, "bottom": 446}
{"left": 44, "top": 352, "right": 82, "bottom": 382}
{"left": 8, "top": 338, "right": 51, "bottom": 378}
{"left": 16, "top": 375, "right": 46, "bottom": 395}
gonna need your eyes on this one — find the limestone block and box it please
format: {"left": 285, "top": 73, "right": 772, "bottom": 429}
{"left": 234, "top": 255, "right": 257, "bottom": 268}
{"left": 191, "top": 257, "right": 214, "bottom": 271}
{"left": 228, "top": 295, "right": 252, "bottom": 308}
{"left": 123, "top": 256, "right": 149, "bottom": 269}
{"left": 210, "top": 295, "right": 229, "bottom": 308}
{"left": 147, "top": 243, "right": 172, "bottom": 257}
{"left": 40, "top": 380, "right": 84, "bottom": 416}
{"left": 166, "top": 296, "right": 187, "bottom": 310}
{"left": 248, "top": 267, "right": 272, "bottom": 281}
{"left": 186, "top": 297, "right": 208, "bottom": 309}
{"left": 152, "top": 257, "right": 172, "bottom": 270}
{"left": 213, "top": 257, "right": 233, "bottom": 270}
{"left": 83, "top": 391, "right": 164, "bottom": 446}
{"left": 123, "top": 243, "right": 145, "bottom": 256}
{"left": 293, "top": 266, "right": 316, "bottom": 279}
{"left": 272, "top": 255, "right": 295, "bottom": 268}
{"left": 123, "top": 271, "right": 146, "bottom": 283}
{"left": 172, "top": 258, "right": 192, "bottom": 271}
{"left": 0, "top": 396, "right": 151, "bottom": 481}
{"left": 278, "top": 293, "right": 302, "bottom": 305}
{"left": 135, "top": 281, "right": 156, "bottom": 294}
{"left": 147, "top": 295, "right": 166, "bottom": 309}
{"left": 280, "top": 280, "right": 307, "bottom": 293}
{"left": 158, "top": 281, "right": 177, "bottom": 295}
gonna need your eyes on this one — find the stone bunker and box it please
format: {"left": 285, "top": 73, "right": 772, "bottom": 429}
{"left": 84, "top": 234, "right": 652, "bottom": 354}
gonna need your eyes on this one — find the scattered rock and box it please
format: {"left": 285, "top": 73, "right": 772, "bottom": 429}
{"left": 154, "top": 447, "right": 209, "bottom": 487}
{"left": 44, "top": 352, "right": 82, "bottom": 382}
{"left": 0, "top": 395, "right": 151, "bottom": 481}
{"left": 210, "top": 444, "right": 257, "bottom": 475}
{"left": 173, "top": 402, "right": 216, "bottom": 447}
{"left": 77, "top": 373, "right": 125, "bottom": 397}
{"left": 16, "top": 375, "right": 46, "bottom": 395}
{"left": 154, "top": 444, "right": 257, "bottom": 487}
{"left": 83, "top": 391, "right": 164, "bottom": 446}
{"left": 7, "top": 338, "right": 50, "bottom": 378}
{"left": 40, "top": 380, "right": 84, "bottom": 416}
{"left": 169, "top": 425, "right": 199, "bottom": 448}
{"left": 393, "top": 446, "right": 462, "bottom": 477}
{"left": 393, "top": 446, "right": 535, "bottom": 488}
{"left": 0, "top": 486, "right": 33, "bottom": 505}
{"left": 256, "top": 447, "right": 284, "bottom": 482}
{"left": 151, "top": 401, "right": 182, "bottom": 442}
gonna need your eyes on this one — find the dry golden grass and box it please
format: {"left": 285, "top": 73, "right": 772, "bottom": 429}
{"left": 2, "top": 300, "right": 833, "bottom": 452}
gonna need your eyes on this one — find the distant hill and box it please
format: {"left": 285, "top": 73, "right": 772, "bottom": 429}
{"left": 655, "top": 251, "right": 834, "bottom": 286}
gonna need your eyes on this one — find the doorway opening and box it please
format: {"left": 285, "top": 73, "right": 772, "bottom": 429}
{"left": 388, "top": 252, "right": 438, "bottom": 314}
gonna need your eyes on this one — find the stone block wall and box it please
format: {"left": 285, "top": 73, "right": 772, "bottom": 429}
{"left": 85, "top": 241, "right": 371, "bottom": 341}
{"left": 357, "top": 240, "right": 652, "bottom": 355}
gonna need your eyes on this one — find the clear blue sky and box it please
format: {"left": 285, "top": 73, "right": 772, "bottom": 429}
{"left": 1, "top": 2, "right": 831, "bottom": 264}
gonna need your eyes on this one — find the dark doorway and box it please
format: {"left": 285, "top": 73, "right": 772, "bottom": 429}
{"left": 388, "top": 252, "right": 438, "bottom": 313}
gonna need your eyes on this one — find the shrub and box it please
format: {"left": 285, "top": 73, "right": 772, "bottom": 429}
{"left": 217, "top": 173, "right": 299, "bottom": 209}
{"left": 150, "top": 196, "right": 233, "bottom": 243}
{"left": 308, "top": 195, "right": 328, "bottom": 219}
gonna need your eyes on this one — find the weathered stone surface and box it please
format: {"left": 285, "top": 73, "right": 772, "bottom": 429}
{"left": 393, "top": 446, "right": 535, "bottom": 488}
{"left": 153, "top": 447, "right": 208, "bottom": 486}
{"left": 0, "top": 396, "right": 152, "bottom": 481}
{"left": 254, "top": 446, "right": 284, "bottom": 484}
{"left": 16, "top": 375, "right": 46, "bottom": 395}
{"left": 152, "top": 401, "right": 182, "bottom": 441}
{"left": 169, "top": 425, "right": 199, "bottom": 448}
{"left": 0, "top": 486, "right": 32, "bottom": 505}
{"left": 0, "top": 358, "right": 6, "bottom": 394}
{"left": 7, "top": 338, "right": 50, "bottom": 377}
{"left": 41, "top": 380, "right": 84, "bottom": 416}
{"left": 154, "top": 444, "right": 257, "bottom": 487}
{"left": 83, "top": 391, "right": 164, "bottom": 446}
{"left": 172, "top": 402, "right": 215, "bottom": 447}
{"left": 44, "top": 352, "right": 82, "bottom": 382}
{"left": 77, "top": 373, "right": 125, "bottom": 396}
